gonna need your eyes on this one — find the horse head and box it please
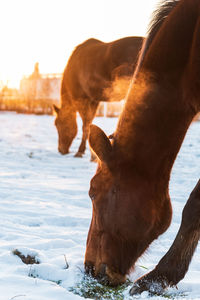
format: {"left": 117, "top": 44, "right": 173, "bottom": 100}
{"left": 84, "top": 125, "right": 172, "bottom": 286}
{"left": 53, "top": 104, "right": 77, "bottom": 154}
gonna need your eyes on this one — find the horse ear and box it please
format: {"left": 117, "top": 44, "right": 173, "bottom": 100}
{"left": 89, "top": 124, "right": 113, "bottom": 166}
{"left": 53, "top": 104, "right": 60, "bottom": 114}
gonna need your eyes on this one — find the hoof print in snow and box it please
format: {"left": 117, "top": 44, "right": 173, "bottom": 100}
{"left": 12, "top": 249, "right": 40, "bottom": 265}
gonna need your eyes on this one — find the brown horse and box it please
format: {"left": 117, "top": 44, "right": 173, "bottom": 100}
{"left": 85, "top": 0, "right": 200, "bottom": 294}
{"left": 53, "top": 36, "right": 143, "bottom": 156}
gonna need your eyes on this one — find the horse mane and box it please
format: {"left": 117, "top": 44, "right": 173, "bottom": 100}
{"left": 145, "top": 0, "right": 179, "bottom": 52}
{"left": 133, "top": 0, "right": 180, "bottom": 79}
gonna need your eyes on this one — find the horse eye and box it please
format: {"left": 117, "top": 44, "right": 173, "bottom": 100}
{"left": 89, "top": 192, "right": 95, "bottom": 201}
{"left": 91, "top": 195, "right": 95, "bottom": 201}
{"left": 89, "top": 189, "right": 95, "bottom": 201}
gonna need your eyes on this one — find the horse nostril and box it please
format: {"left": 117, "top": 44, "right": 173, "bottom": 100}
{"left": 97, "top": 263, "right": 106, "bottom": 278}
{"left": 96, "top": 264, "right": 110, "bottom": 285}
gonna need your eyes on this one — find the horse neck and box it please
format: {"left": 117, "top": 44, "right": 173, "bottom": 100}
{"left": 60, "top": 92, "right": 76, "bottom": 123}
{"left": 113, "top": 0, "right": 200, "bottom": 182}
{"left": 60, "top": 87, "right": 76, "bottom": 115}
{"left": 60, "top": 77, "right": 76, "bottom": 111}
{"left": 114, "top": 74, "right": 195, "bottom": 182}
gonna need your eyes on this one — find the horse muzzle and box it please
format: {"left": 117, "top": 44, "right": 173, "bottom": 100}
{"left": 58, "top": 146, "right": 69, "bottom": 155}
{"left": 85, "top": 261, "right": 126, "bottom": 286}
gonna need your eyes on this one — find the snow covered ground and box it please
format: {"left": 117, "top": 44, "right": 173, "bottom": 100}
{"left": 0, "top": 111, "right": 200, "bottom": 300}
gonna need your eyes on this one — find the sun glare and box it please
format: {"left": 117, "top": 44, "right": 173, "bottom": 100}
{"left": 0, "top": 0, "right": 157, "bottom": 89}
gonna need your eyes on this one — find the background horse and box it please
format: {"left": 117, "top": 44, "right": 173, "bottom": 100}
{"left": 85, "top": 0, "right": 200, "bottom": 294}
{"left": 54, "top": 36, "right": 143, "bottom": 156}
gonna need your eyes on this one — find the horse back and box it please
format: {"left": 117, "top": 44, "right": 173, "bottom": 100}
{"left": 105, "top": 36, "right": 143, "bottom": 77}
{"left": 61, "top": 36, "right": 143, "bottom": 103}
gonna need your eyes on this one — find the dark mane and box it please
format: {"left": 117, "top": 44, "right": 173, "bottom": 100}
{"left": 146, "top": 0, "right": 179, "bottom": 52}
{"left": 134, "top": 0, "right": 180, "bottom": 78}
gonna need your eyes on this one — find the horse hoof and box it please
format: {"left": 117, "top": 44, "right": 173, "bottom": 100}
{"left": 129, "top": 272, "right": 168, "bottom": 296}
{"left": 130, "top": 280, "right": 164, "bottom": 296}
{"left": 74, "top": 152, "right": 83, "bottom": 158}
{"left": 90, "top": 156, "right": 97, "bottom": 162}
{"left": 129, "top": 283, "right": 144, "bottom": 295}
{"left": 90, "top": 152, "right": 97, "bottom": 162}
{"left": 129, "top": 279, "right": 152, "bottom": 295}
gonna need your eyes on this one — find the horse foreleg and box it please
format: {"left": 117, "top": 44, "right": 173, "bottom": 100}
{"left": 74, "top": 122, "right": 90, "bottom": 157}
{"left": 75, "top": 101, "right": 99, "bottom": 158}
{"left": 130, "top": 179, "right": 200, "bottom": 295}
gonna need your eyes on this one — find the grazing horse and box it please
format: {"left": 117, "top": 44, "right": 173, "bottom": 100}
{"left": 85, "top": 0, "right": 200, "bottom": 294}
{"left": 53, "top": 36, "right": 143, "bottom": 156}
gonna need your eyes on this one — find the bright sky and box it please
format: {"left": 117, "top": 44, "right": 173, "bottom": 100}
{"left": 0, "top": 0, "right": 158, "bottom": 88}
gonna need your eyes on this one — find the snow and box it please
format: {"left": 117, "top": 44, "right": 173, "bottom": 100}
{"left": 0, "top": 111, "right": 200, "bottom": 300}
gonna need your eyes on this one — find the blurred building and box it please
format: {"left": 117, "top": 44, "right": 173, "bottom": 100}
{"left": 0, "top": 86, "right": 20, "bottom": 100}
{"left": 20, "top": 63, "right": 61, "bottom": 103}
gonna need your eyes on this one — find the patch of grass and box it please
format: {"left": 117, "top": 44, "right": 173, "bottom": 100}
{"left": 68, "top": 272, "right": 187, "bottom": 299}
{"left": 69, "top": 274, "right": 132, "bottom": 299}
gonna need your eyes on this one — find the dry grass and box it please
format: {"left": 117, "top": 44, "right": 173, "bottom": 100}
{"left": 0, "top": 98, "right": 54, "bottom": 115}
{"left": 12, "top": 249, "right": 40, "bottom": 265}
